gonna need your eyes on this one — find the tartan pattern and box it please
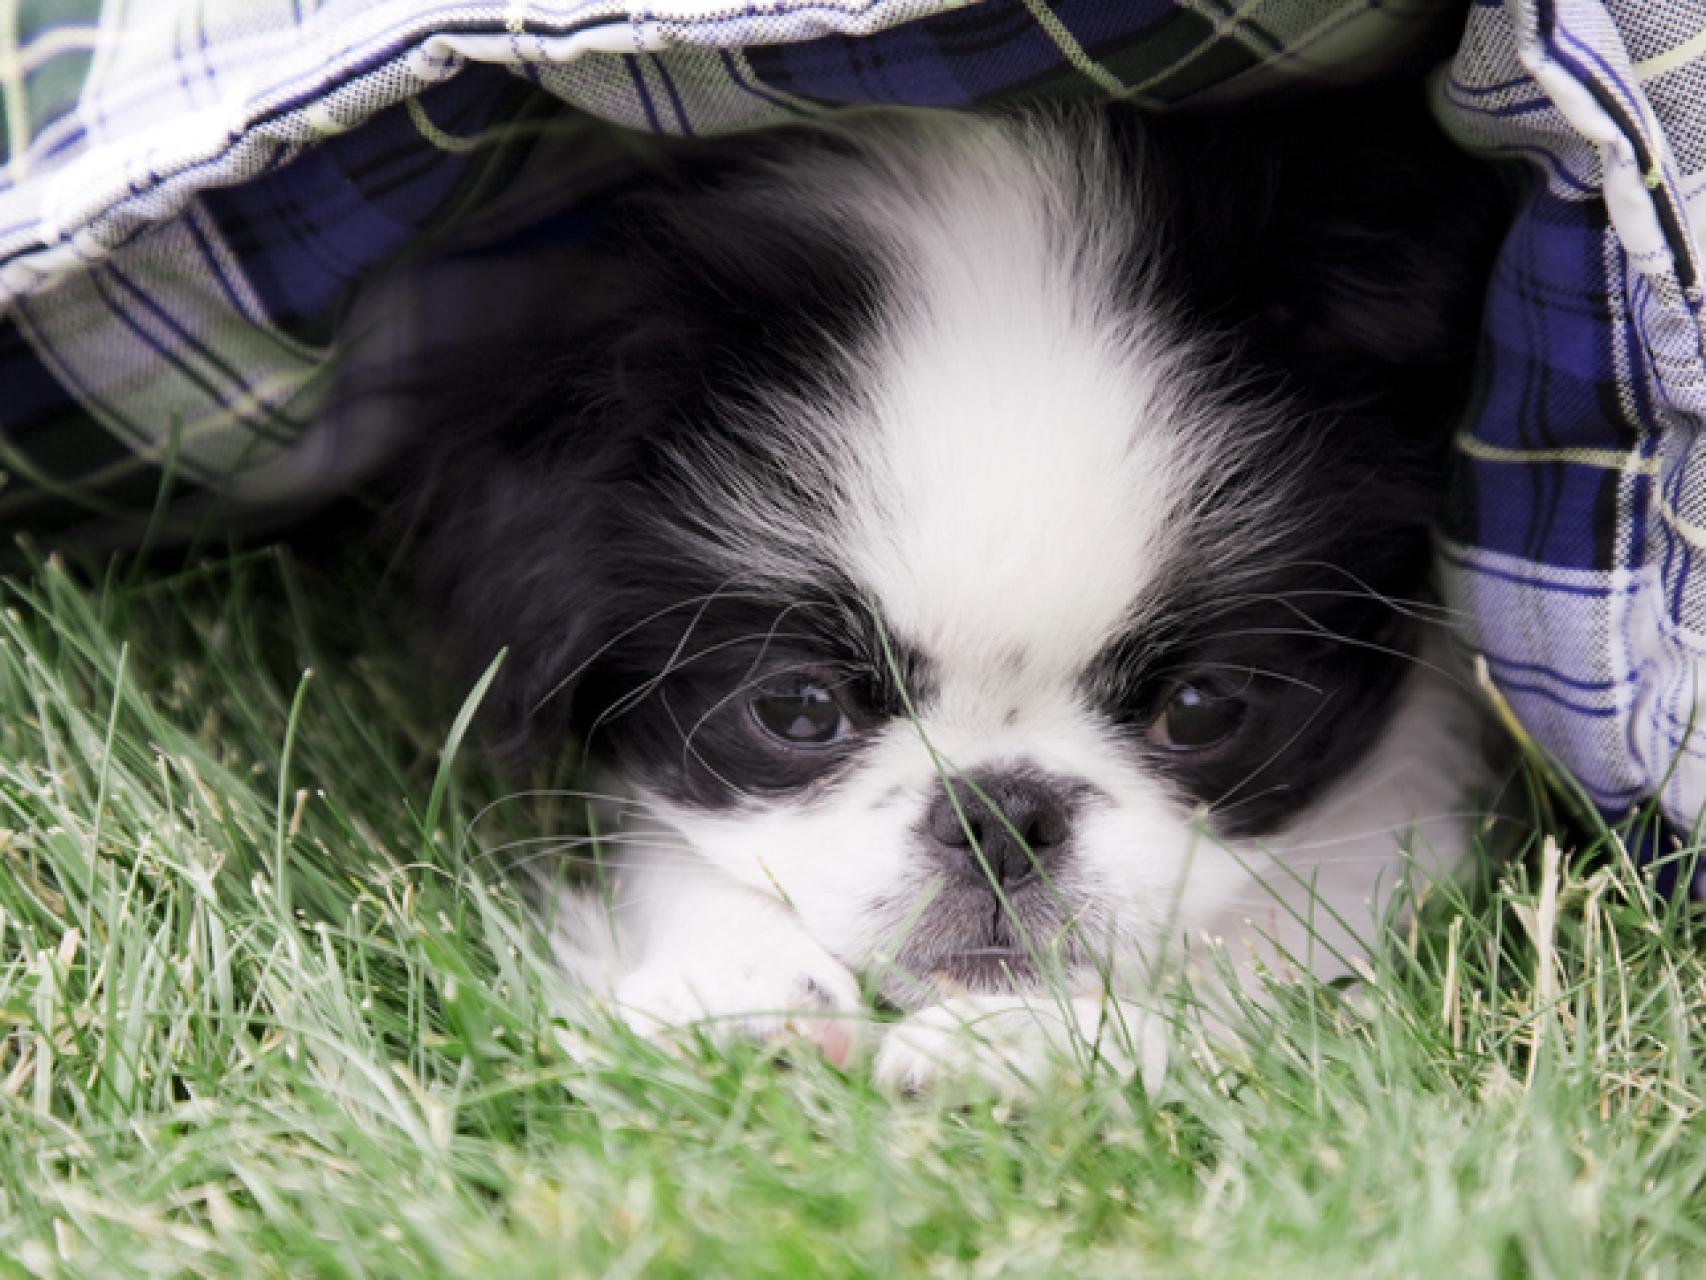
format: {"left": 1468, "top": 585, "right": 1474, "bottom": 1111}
{"left": 0, "top": 0, "right": 1443, "bottom": 522}
{"left": 1434, "top": 0, "right": 1706, "bottom": 857}
{"left": 1, "top": 0, "right": 1705, "bottom": 855}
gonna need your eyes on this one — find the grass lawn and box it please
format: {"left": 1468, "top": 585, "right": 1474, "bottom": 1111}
{"left": 0, "top": 545, "right": 1700, "bottom": 1278}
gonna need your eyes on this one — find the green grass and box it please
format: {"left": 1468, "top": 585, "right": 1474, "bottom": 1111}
{"left": 0, "top": 546, "right": 1701, "bottom": 1278}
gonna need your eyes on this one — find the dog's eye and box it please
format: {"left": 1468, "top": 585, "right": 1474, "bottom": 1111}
{"left": 1148, "top": 682, "right": 1247, "bottom": 752}
{"left": 749, "top": 677, "right": 849, "bottom": 747}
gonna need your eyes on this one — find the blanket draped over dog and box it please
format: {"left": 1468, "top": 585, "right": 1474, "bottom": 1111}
{"left": 0, "top": 0, "right": 1703, "bottom": 860}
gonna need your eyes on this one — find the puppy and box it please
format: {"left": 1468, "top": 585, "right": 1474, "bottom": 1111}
{"left": 393, "top": 89, "right": 1506, "bottom": 1089}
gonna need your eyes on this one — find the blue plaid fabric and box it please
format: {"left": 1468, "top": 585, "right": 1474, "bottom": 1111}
{"left": 1432, "top": 0, "right": 1706, "bottom": 869}
{"left": 2, "top": 1, "right": 1704, "bottom": 854}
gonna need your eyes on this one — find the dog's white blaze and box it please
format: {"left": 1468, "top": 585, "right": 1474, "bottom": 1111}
{"left": 837, "top": 118, "right": 1202, "bottom": 685}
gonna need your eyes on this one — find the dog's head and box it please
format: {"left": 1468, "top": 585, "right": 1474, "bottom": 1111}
{"left": 408, "top": 95, "right": 1505, "bottom": 1001}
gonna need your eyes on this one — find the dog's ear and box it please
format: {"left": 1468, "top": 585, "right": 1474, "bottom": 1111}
{"left": 369, "top": 238, "right": 661, "bottom": 760}
{"left": 1134, "top": 86, "right": 1517, "bottom": 425}
{"left": 1250, "top": 94, "right": 1513, "bottom": 376}
{"left": 394, "top": 414, "right": 615, "bottom": 761}
{"left": 385, "top": 136, "right": 883, "bottom": 761}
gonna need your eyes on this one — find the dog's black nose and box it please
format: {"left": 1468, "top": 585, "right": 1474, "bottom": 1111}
{"left": 925, "top": 769, "right": 1072, "bottom": 889}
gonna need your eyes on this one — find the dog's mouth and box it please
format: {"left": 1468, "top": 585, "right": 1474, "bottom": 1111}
{"left": 876, "top": 881, "right": 1086, "bottom": 1005}
{"left": 927, "top": 945, "right": 1035, "bottom": 990}
{"left": 871, "top": 946, "right": 1037, "bottom": 1010}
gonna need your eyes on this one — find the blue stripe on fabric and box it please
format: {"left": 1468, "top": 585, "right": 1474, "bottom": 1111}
{"left": 102, "top": 261, "right": 300, "bottom": 437}
{"left": 1482, "top": 650, "right": 1634, "bottom": 692}
{"left": 1440, "top": 546, "right": 1636, "bottom": 597}
{"left": 623, "top": 56, "right": 664, "bottom": 134}
{"left": 1501, "top": 678, "right": 1623, "bottom": 719}
{"left": 650, "top": 55, "right": 695, "bottom": 137}
{"left": 181, "top": 208, "right": 263, "bottom": 328}
{"left": 717, "top": 48, "right": 806, "bottom": 115}
{"left": 92, "top": 267, "right": 294, "bottom": 445}
{"left": 1444, "top": 70, "right": 1546, "bottom": 99}
{"left": 1465, "top": 456, "right": 1622, "bottom": 570}
{"left": 1499, "top": 674, "right": 1626, "bottom": 717}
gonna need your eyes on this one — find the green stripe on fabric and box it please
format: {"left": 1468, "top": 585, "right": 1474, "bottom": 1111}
{"left": 4, "top": 0, "right": 102, "bottom": 170}
{"left": 1018, "top": 0, "right": 1130, "bottom": 95}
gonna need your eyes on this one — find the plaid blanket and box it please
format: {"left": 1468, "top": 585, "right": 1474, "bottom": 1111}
{"left": 1, "top": 0, "right": 1703, "bottom": 870}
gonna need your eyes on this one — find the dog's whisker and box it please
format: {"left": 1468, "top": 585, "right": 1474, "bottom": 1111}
{"left": 464, "top": 788, "right": 656, "bottom": 839}
{"left": 529, "top": 578, "right": 760, "bottom": 721}
{"left": 585, "top": 621, "right": 824, "bottom": 739}
{"left": 471, "top": 831, "right": 700, "bottom": 859}
{"left": 1205, "top": 694, "right": 1336, "bottom": 819}
{"left": 506, "top": 851, "right": 710, "bottom": 880}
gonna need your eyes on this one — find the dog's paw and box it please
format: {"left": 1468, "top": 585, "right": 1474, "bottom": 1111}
{"left": 873, "top": 993, "right": 1167, "bottom": 1098}
{"left": 612, "top": 940, "right": 865, "bottom": 1067}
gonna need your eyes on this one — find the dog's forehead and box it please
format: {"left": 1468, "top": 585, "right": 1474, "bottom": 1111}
{"left": 682, "top": 110, "right": 1286, "bottom": 687}
{"left": 827, "top": 128, "right": 1212, "bottom": 681}
{"left": 844, "top": 332, "right": 1188, "bottom": 681}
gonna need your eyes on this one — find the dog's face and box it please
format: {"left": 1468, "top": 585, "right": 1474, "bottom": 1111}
{"left": 410, "top": 98, "right": 1503, "bottom": 1001}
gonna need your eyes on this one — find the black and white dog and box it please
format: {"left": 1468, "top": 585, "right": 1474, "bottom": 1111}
{"left": 393, "top": 88, "right": 1506, "bottom": 1089}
